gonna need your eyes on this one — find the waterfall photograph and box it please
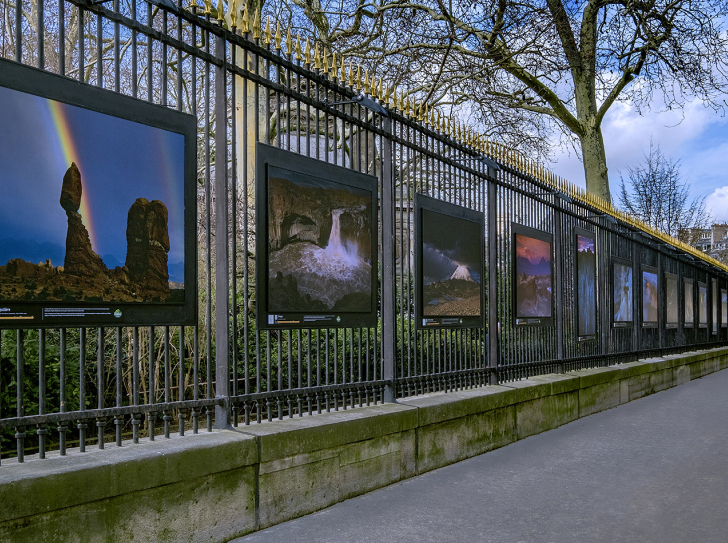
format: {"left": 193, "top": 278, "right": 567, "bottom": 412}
{"left": 613, "top": 261, "right": 633, "bottom": 324}
{"left": 420, "top": 206, "right": 482, "bottom": 319}
{"left": 666, "top": 274, "right": 678, "bottom": 327}
{"left": 576, "top": 231, "right": 596, "bottom": 339}
{"left": 514, "top": 230, "right": 552, "bottom": 320}
{"left": 642, "top": 269, "right": 658, "bottom": 326}
{"left": 266, "top": 169, "right": 374, "bottom": 314}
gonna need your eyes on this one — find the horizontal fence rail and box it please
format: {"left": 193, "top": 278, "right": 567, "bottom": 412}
{"left": 1, "top": 0, "right": 728, "bottom": 464}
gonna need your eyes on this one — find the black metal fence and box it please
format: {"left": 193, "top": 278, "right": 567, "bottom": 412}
{"left": 1, "top": 0, "right": 727, "bottom": 464}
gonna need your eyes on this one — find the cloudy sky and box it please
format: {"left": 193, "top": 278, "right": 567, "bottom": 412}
{"left": 547, "top": 96, "right": 728, "bottom": 224}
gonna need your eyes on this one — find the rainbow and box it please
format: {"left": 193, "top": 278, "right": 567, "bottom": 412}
{"left": 47, "top": 100, "right": 98, "bottom": 250}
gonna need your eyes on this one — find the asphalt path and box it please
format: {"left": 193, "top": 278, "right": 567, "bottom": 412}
{"left": 231, "top": 369, "right": 728, "bottom": 543}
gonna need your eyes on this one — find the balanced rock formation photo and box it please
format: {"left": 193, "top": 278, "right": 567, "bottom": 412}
{"left": 125, "top": 198, "right": 171, "bottom": 297}
{"left": 60, "top": 162, "right": 107, "bottom": 277}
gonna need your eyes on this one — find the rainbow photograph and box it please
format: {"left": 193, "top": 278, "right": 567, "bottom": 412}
{"left": 0, "top": 83, "right": 186, "bottom": 304}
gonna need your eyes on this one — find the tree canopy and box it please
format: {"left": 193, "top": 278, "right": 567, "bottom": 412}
{"left": 263, "top": 0, "right": 728, "bottom": 201}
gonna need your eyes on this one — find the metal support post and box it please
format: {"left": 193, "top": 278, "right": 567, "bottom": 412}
{"left": 487, "top": 169, "right": 499, "bottom": 384}
{"left": 381, "top": 116, "right": 396, "bottom": 402}
{"left": 214, "top": 33, "right": 231, "bottom": 428}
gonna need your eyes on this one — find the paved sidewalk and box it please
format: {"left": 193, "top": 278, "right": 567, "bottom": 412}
{"left": 231, "top": 369, "right": 728, "bottom": 543}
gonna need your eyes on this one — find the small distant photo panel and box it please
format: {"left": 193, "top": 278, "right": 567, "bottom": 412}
{"left": 612, "top": 257, "right": 633, "bottom": 327}
{"left": 698, "top": 282, "right": 708, "bottom": 329}
{"left": 641, "top": 265, "right": 658, "bottom": 328}
{"left": 712, "top": 278, "right": 718, "bottom": 333}
{"left": 575, "top": 228, "right": 596, "bottom": 341}
{"left": 0, "top": 58, "right": 197, "bottom": 328}
{"left": 415, "top": 194, "right": 484, "bottom": 329}
{"left": 665, "top": 273, "right": 679, "bottom": 329}
{"left": 256, "top": 143, "right": 378, "bottom": 329}
{"left": 513, "top": 224, "right": 553, "bottom": 326}
{"left": 722, "top": 288, "right": 727, "bottom": 328}
{"left": 684, "top": 278, "right": 694, "bottom": 328}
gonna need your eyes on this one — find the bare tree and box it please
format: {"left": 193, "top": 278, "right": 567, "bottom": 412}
{"left": 618, "top": 141, "right": 710, "bottom": 242}
{"left": 260, "top": 0, "right": 728, "bottom": 202}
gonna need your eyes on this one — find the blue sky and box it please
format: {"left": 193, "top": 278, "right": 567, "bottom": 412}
{"left": 0, "top": 85, "right": 186, "bottom": 273}
{"left": 548, "top": 96, "right": 728, "bottom": 223}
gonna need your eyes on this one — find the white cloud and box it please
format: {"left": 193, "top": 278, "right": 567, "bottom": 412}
{"left": 706, "top": 186, "right": 728, "bottom": 223}
{"left": 547, "top": 96, "right": 728, "bottom": 202}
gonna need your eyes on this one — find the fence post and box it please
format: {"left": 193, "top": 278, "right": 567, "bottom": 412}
{"left": 487, "top": 169, "right": 499, "bottom": 384}
{"left": 214, "top": 33, "right": 231, "bottom": 428}
{"left": 553, "top": 203, "right": 564, "bottom": 372}
{"left": 381, "top": 116, "right": 396, "bottom": 402}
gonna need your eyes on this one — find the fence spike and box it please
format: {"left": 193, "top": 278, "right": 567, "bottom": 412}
{"left": 253, "top": 8, "right": 261, "bottom": 39}
{"left": 356, "top": 65, "right": 362, "bottom": 91}
{"left": 340, "top": 55, "right": 346, "bottom": 82}
{"left": 203, "top": 0, "right": 211, "bottom": 16}
{"left": 348, "top": 59, "right": 355, "bottom": 87}
{"left": 285, "top": 26, "right": 292, "bottom": 54}
{"left": 240, "top": 5, "right": 249, "bottom": 32}
{"left": 385, "top": 82, "right": 391, "bottom": 107}
{"left": 314, "top": 43, "right": 321, "bottom": 71}
{"left": 216, "top": 0, "right": 224, "bottom": 22}
{"left": 304, "top": 37, "right": 311, "bottom": 65}
{"left": 295, "top": 34, "right": 303, "bottom": 61}
{"left": 229, "top": 0, "right": 238, "bottom": 28}
{"left": 270, "top": 20, "right": 277, "bottom": 49}
{"left": 323, "top": 48, "right": 330, "bottom": 75}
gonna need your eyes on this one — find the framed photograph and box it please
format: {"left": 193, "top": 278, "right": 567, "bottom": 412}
{"left": 684, "top": 278, "right": 694, "bottom": 328}
{"left": 256, "top": 143, "right": 378, "bottom": 329}
{"left": 512, "top": 224, "right": 553, "bottom": 326}
{"left": 722, "top": 289, "right": 727, "bottom": 328}
{"left": 415, "top": 194, "right": 484, "bottom": 329}
{"left": 698, "top": 282, "right": 708, "bottom": 329}
{"left": 575, "top": 228, "right": 596, "bottom": 341}
{"left": 0, "top": 58, "right": 197, "bottom": 328}
{"left": 641, "top": 265, "right": 658, "bottom": 328}
{"left": 665, "top": 273, "right": 679, "bottom": 329}
{"left": 712, "top": 278, "right": 718, "bottom": 334}
{"left": 612, "top": 257, "right": 633, "bottom": 327}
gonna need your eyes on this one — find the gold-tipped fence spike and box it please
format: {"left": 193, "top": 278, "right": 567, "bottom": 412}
{"left": 216, "top": 0, "right": 224, "bottom": 22}
{"left": 379, "top": 78, "right": 384, "bottom": 102}
{"left": 285, "top": 26, "right": 292, "bottom": 54}
{"left": 385, "top": 82, "right": 391, "bottom": 107}
{"left": 304, "top": 38, "right": 311, "bottom": 65}
{"left": 268, "top": 19, "right": 276, "bottom": 48}
{"left": 190, "top": 0, "right": 198, "bottom": 10}
{"left": 253, "top": 9, "right": 261, "bottom": 39}
{"left": 240, "top": 5, "right": 249, "bottom": 32}
{"left": 363, "top": 70, "right": 370, "bottom": 94}
{"left": 203, "top": 0, "right": 210, "bottom": 16}
{"left": 331, "top": 52, "right": 337, "bottom": 79}
{"left": 340, "top": 56, "right": 346, "bottom": 82}
{"left": 323, "top": 48, "right": 330, "bottom": 75}
{"left": 356, "top": 65, "right": 362, "bottom": 91}
{"left": 295, "top": 34, "right": 303, "bottom": 61}
{"left": 314, "top": 43, "right": 321, "bottom": 71}
{"left": 348, "top": 60, "right": 354, "bottom": 87}
{"left": 229, "top": 0, "right": 238, "bottom": 28}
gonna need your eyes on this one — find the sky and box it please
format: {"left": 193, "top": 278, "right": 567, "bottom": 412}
{"left": 0, "top": 85, "right": 186, "bottom": 272}
{"left": 547, "top": 95, "right": 728, "bottom": 223}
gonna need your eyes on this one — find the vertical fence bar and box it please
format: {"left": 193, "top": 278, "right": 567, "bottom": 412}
{"left": 97, "top": 328, "right": 105, "bottom": 449}
{"left": 487, "top": 168, "right": 499, "bottom": 383}
{"left": 214, "top": 30, "right": 230, "bottom": 428}
{"left": 381, "top": 115, "right": 395, "bottom": 401}
{"left": 37, "top": 329, "right": 46, "bottom": 459}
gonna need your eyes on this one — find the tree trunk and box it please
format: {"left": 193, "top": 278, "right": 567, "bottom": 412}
{"left": 579, "top": 125, "right": 611, "bottom": 202}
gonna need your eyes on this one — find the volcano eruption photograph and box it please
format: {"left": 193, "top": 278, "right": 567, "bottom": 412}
{"left": 0, "top": 74, "right": 187, "bottom": 309}
{"left": 265, "top": 166, "right": 374, "bottom": 317}
{"left": 417, "top": 199, "right": 483, "bottom": 325}
{"left": 514, "top": 227, "right": 552, "bottom": 322}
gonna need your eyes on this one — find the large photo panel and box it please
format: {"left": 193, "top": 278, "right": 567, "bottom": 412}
{"left": 665, "top": 273, "right": 679, "bottom": 329}
{"left": 684, "top": 278, "right": 694, "bottom": 328}
{"left": 575, "top": 228, "right": 596, "bottom": 341}
{"left": 699, "top": 282, "right": 708, "bottom": 328}
{"left": 641, "top": 265, "right": 658, "bottom": 328}
{"left": 612, "top": 257, "right": 633, "bottom": 327}
{"left": 256, "top": 144, "right": 378, "bottom": 329}
{"left": 415, "top": 194, "right": 484, "bottom": 329}
{"left": 0, "top": 59, "right": 197, "bottom": 328}
{"left": 513, "top": 224, "right": 553, "bottom": 326}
